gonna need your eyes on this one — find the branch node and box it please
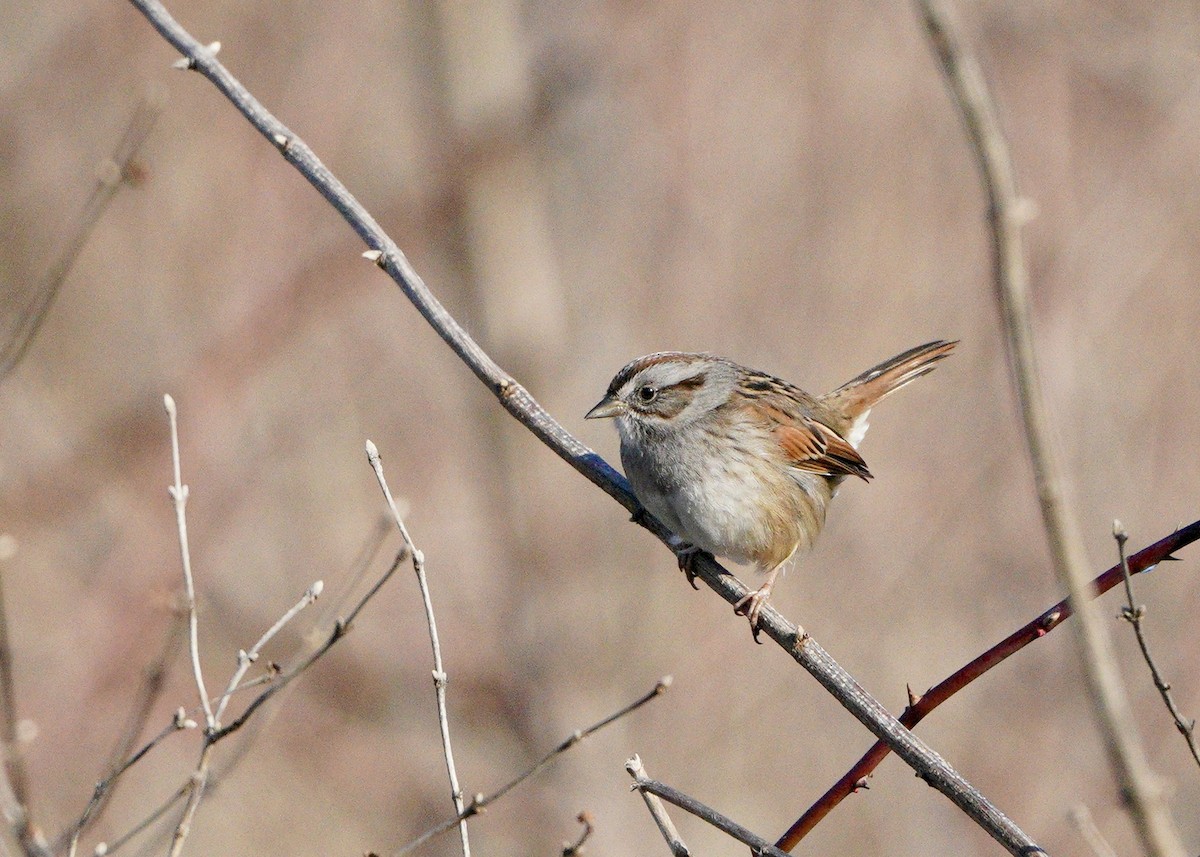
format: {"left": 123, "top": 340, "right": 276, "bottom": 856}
{"left": 362, "top": 249, "right": 384, "bottom": 265}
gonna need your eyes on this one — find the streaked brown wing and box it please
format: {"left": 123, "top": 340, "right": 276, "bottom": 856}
{"left": 774, "top": 420, "right": 872, "bottom": 481}
{"left": 740, "top": 379, "right": 873, "bottom": 481}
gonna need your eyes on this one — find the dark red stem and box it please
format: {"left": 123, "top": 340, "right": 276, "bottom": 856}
{"left": 776, "top": 519, "right": 1200, "bottom": 850}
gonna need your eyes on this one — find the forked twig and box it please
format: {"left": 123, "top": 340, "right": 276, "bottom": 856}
{"left": 1114, "top": 523, "right": 1200, "bottom": 769}
{"left": 394, "top": 677, "right": 671, "bottom": 856}
{"left": 627, "top": 755, "right": 783, "bottom": 857}
{"left": 67, "top": 710, "right": 197, "bottom": 857}
{"left": 96, "top": 548, "right": 401, "bottom": 857}
{"left": 625, "top": 756, "right": 689, "bottom": 856}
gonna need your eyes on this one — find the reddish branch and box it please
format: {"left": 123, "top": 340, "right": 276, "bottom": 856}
{"left": 776, "top": 519, "right": 1200, "bottom": 850}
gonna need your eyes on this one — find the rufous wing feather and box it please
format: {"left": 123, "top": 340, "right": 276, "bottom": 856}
{"left": 773, "top": 419, "right": 873, "bottom": 481}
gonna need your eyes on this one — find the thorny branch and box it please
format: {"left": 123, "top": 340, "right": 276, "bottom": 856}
{"left": 777, "top": 520, "right": 1200, "bottom": 849}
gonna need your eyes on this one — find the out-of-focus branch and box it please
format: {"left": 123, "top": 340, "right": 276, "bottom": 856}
{"left": 777, "top": 520, "right": 1200, "bottom": 849}
{"left": 66, "top": 709, "right": 197, "bottom": 857}
{"left": 0, "top": 560, "right": 48, "bottom": 857}
{"left": 1114, "top": 523, "right": 1200, "bottom": 769}
{"left": 916, "top": 3, "right": 1186, "bottom": 856}
{"left": 1069, "top": 805, "right": 1119, "bottom": 857}
{"left": 560, "top": 811, "right": 594, "bottom": 857}
{"left": 394, "top": 677, "right": 671, "bottom": 856}
{"left": 0, "top": 90, "right": 162, "bottom": 383}
{"left": 65, "top": 613, "right": 187, "bottom": 849}
{"left": 126, "top": 3, "right": 1046, "bottom": 853}
{"left": 366, "top": 441, "right": 469, "bottom": 857}
{"left": 626, "top": 755, "right": 784, "bottom": 857}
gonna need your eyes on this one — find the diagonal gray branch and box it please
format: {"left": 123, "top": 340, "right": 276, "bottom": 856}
{"left": 126, "top": 3, "right": 1046, "bottom": 853}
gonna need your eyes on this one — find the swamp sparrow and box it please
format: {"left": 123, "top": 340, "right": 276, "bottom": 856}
{"left": 586, "top": 340, "right": 957, "bottom": 635}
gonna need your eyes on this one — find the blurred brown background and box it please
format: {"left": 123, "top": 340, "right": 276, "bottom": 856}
{"left": 1, "top": 1, "right": 1198, "bottom": 855}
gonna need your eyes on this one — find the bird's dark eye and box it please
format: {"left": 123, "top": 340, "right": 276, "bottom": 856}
{"left": 636, "top": 385, "right": 658, "bottom": 403}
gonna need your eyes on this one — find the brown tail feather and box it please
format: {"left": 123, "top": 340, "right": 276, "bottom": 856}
{"left": 821, "top": 340, "right": 958, "bottom": 420}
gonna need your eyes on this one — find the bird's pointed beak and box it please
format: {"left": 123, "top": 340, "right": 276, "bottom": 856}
{"left": 585, "top": 395, "right": 625, "bottom": 420}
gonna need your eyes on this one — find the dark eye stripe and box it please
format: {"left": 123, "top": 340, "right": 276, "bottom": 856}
{"left": 672, "top": 373, "right": 707, "bottom": 391}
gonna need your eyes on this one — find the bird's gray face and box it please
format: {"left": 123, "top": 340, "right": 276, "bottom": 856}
{"left": 585, "top": 353, "right": 737, "bottom": 435}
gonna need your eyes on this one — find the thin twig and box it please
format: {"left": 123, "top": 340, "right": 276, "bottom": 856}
{"left": 211, "top": 581, "right": 323, "bottom": 727}
{"left": 0, "top": 90, "right": 163, "bottom": 383}
{"left": 915, "top": 3, "right": 1185, "bottom": 855}
{"left": 627, "top": 755, "right": 783, "bottom": 857}
{"left": 163, "top": 395, "right": 213, "bottom": 731}
{"left": 624, "top": 756, "right": 689, "bottom": 856}
{"left": 126, "top": 5, "right": 1047, "bottom": 853}
{"left": 104, "top": 782, "right": 190, "bottom": 857}
{"left": 560, "top": 811, "right": 595, "bottom": 857}
{"left": 777, "top": 520, "right": 1200, "bottom": 848}
{"left": 365, "top": 440, "right": 469, "bottom": 857}
{"left": 1114, "top": 522, "right": 1200, "bottom": 769}
{"left": 211, "top": 550, "right": 403, "bottom": 742}
{"left": 394, "top": 676, "right": 671, "bottom": 856}
{"left": 59, "top": 612, "right": 188, "bottom": 852}
{"left": 161, "top": 394, "right": 213, "bottom": 857}
{"left": 67, "top": 710, "right": 197, "bottom": 857}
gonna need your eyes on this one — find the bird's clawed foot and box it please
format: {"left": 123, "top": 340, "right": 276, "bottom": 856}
{"left": 734, "top": 578, "right": 777, "bottom": 644}
{"left": 671, "top": 540, "right": 704, "bottom": 590}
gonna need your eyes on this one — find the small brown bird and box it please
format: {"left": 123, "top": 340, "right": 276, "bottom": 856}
{"left": 586, "top": 340, "right": 957, "bottom": 634}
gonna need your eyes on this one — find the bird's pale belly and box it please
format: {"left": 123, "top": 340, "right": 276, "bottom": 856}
{"left": 624, "top": 439, "right": 831, "bottom": 570}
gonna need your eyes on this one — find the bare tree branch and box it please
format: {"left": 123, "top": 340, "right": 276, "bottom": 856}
{"left": 1113, "top": 522, "right": 1200, "bottom": 770}
{"left": 126, "top": 3, "right": 1046, "bottom": 853}
{"left": 915, "top": 2, "right": 1185, "bottom": 855}
{"left": 60, "top": 613, "right": 188, "bottom": 850}
{"left": 67, "top": 710, "right": 197, "bottom": 857}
